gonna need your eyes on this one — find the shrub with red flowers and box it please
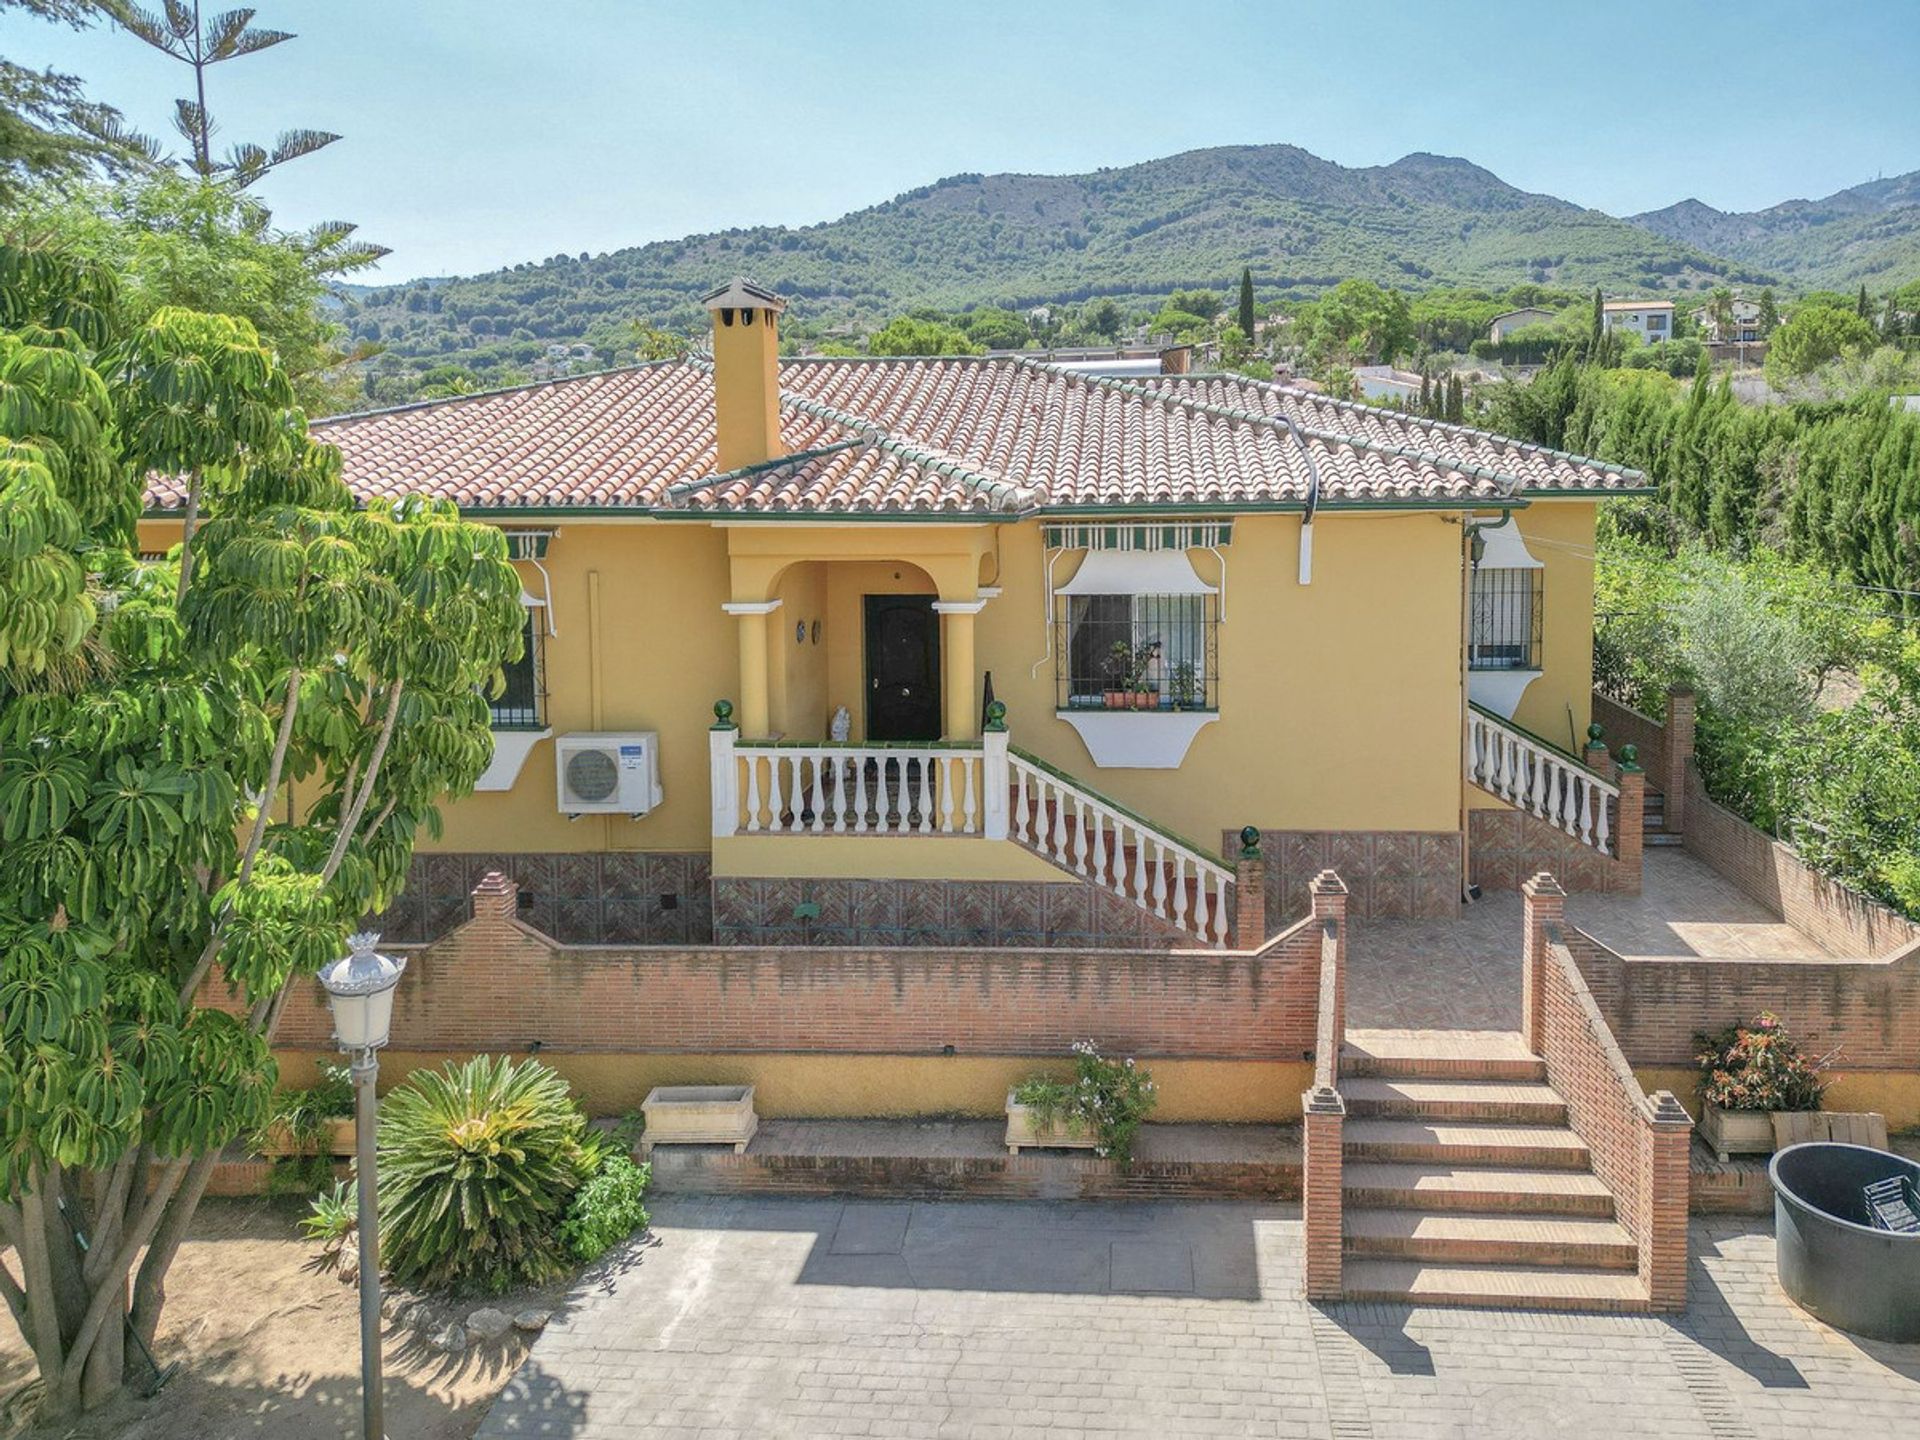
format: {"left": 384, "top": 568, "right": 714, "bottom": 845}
{"left": 1694, "top": 1012, "right": 1829, "bottom": 1113}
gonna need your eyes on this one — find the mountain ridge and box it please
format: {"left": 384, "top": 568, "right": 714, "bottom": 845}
{"left": 338, "top": 143, "right": 1919, "bottom": 392}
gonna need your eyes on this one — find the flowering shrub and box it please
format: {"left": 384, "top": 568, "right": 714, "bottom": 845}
{"left": 1012, "top": 1040, "right": 1157, "bottom": 1161}
{"left": 1694, "top": 1012, "right": 1828, "bottom": 1113}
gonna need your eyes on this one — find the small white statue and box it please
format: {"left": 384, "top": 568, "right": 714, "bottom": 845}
{"left": 830, "top": 705, "right": 852, "bottom": 742}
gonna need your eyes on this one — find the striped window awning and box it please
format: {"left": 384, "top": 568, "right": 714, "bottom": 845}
{"left": 504, "top": 530, "right": 554, "bottom": 560}
{"left": 1043, "top": 520, "right": 1233, "bottom": 551}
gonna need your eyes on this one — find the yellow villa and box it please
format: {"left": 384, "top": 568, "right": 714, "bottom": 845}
{"left": 145, "top": 277, "right": 1652, "bottom": 949}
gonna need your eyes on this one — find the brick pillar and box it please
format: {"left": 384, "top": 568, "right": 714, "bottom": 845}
{"left": 1301, "top": 1086, "right": 1346, "bottom": 1301}
{"left": 1642, "top": 1091, "right": 1694, "bottom": 1312}
{"left": 1233, "top": 825, "right": 1267, "bottom": 947}
{"left": 1520, "top": 872, "right": 1565, "bottom": 1056}
{"left": 1614, "top": 747, "right": 1645, "bottom": 895}
{"left": 1310, "top": 869, "right": 1349, "bottom": 1041}
{"left": 1583, "top": 722, "right": 1610, "bottom": 773}
{"left": 471, "top": 871, "right": 521, "bottom": 925}
{"left": 1663, "top": 686, "right": 1696, "bottom": 836}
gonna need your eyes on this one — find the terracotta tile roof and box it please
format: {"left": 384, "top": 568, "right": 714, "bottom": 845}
{"left": 142, "top": 356, "right": 1647, "bottom": 516}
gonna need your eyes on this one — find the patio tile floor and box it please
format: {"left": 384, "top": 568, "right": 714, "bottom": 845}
{"left": 1346, "top": 848, "right": 1830, "bottom": 1031}
{"left": 478, "top": 1199, "right": 1920, "bottom": 1439}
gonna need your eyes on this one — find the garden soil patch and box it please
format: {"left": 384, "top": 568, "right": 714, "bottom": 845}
{"left": 1, "top": 1196, "right": 572, "bottom": 1439}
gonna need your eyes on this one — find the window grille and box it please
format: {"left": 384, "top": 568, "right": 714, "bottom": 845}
{"left": 490, "top": 609, "right": 547, "bottom": 728}
{"left": 1055, "top": 593, "right": 1218, "bottom": 710}
{"left": 1470, "top": 568, "right": 1543, "bottom": 671}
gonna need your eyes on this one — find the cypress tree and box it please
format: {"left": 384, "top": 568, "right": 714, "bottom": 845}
{"left": 1419, "top": 371, "right": 1431, "bottom": 415}
{"left": 1587, "top": 288, "right": 1605, "bottom": 362}
{"left": 1446, "top": 374, "right": 1464, "bottom": 423}
{"left": 1758, "top": 287, "right": 1779, "bottom": 336}
{"left": 1858, "top": 283, "right": 1872, "bottom": 319}
{"left": 1237, "top": 267, "right": 1256, "bottom": 340}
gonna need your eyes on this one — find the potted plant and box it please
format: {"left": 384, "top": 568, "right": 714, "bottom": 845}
{"left": 253, "top": 1061, "right": 357, "bottom": 1159}
{"left": 1694, "top": 1012, "right": 1829, "bottom": 1162}
{"left": 1005, "top": 1040, "right": 1157, "bottom": 1160}
{"left": 1103, "top": 640, "right": 1134, "bottom": 709}
{"left": 1169, "top": 660, "right": 1197, "bottom": 712}
{"left": 1129, "top": 639, "right": 1162, "bottom": 709}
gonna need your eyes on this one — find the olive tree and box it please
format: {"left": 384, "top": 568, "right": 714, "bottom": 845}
{"left": 0, "top": 241, "right": 523, "bottom": 1417}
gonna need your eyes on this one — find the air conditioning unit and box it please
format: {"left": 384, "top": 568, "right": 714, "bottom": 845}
{"left": 555, "top": 732, "right": 662, "bottom": 817}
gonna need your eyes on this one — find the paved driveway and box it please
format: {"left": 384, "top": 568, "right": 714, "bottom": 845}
{"left": 477, "top": 1197, "right": 1920, "bottom": 1438}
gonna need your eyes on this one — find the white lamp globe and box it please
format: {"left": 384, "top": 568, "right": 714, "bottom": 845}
{"left": 319, "top": 932, "right": 408, "bottom": 1052}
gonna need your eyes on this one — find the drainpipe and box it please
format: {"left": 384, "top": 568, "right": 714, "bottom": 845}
{"left": 1277, "top": 414, "right": 1323, "bottom": 584}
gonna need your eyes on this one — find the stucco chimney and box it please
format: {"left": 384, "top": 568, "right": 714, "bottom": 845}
{"left": 703, "top": 276, "right": 788, "bottom": 472}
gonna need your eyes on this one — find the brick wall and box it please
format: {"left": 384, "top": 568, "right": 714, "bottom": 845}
{"left": 1523, "top": 877, "right": 1690, "bottom": 1312}
{"left": 1564, "top": 922, "right": 1920, "bottom": 1071}
{"left": 265, "top": 873, "right": 1330, "bottom": 1064}
{"left": 1591, "top": 695, "right": 1667, "bottom": 791}
{"left": 1681, "top": 762, "right": 1919, "bottom": 960}
{"left": 367, "top": 850, "right": 714, "bottom": 945}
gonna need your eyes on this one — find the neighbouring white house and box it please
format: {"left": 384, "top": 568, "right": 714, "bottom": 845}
{"left": 1487, "top": 307, "right": 1558, "bottom": 342}
{"left": 1691, "top": 297, "right": 1763, "bottom": 344}
{"left": 1352, "top": 365, "right": 1424, "bottom": 403}
{"left": 1601, "top": 300, "right": 1676, "bottom": 344}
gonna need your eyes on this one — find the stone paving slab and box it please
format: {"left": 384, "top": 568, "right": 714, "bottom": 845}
{"left": 477, "top": 1199, "right": 1920, "bottom": 1439}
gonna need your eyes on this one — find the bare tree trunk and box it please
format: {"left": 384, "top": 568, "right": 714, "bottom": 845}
{"left": 174, "top": 468, "right": 205, "bottom": 610}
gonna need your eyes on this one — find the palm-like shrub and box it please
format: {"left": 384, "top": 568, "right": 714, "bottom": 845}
{"left": 377, "top": 1056, "right": 597, "bottom": 1293}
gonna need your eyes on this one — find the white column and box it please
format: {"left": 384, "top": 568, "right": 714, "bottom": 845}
{"left": 708, "top": 719, "right": 738, "bottom": 837}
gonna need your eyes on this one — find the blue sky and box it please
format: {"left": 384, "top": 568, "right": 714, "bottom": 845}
{"left": 13, "top": 0, "right": 1919, "bottom": 282}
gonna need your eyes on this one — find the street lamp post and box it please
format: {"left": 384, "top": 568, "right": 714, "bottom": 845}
{"left": 317, "top": 932, "right": 407, "bottom": 1440}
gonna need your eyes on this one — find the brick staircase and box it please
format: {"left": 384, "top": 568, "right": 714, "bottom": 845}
{"left": 1335, "top": 1028, "right": 1645, "bottom": 1310}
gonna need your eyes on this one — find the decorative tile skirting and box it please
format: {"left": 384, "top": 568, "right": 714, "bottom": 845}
{"left": 1227, "top": 828, "right": 1461, "bottom": 920}
{"left": 1469, "top": 808, "right": 1635, "bottom": 895}
{"left": 366, "top": 851, "right": 713, "bottom": 945}
{"left": 710, "top": 876, "right": 1187, "bottom": 949}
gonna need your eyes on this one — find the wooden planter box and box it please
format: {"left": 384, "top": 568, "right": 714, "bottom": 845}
{"left": 1700, "top": 1103, "right": 1790, "bottom": 1163}
{"left": 1004, "top": 1092, "right": 1099, "bottom": 1156}
{"left": 639, "top": 1085, "right": 757, "bottom": 1155}
{"left": 256, "top": 1117, "right": 356, "bottom": 1158}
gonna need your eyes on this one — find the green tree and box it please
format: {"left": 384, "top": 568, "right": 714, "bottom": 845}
{"left": 629, "top": 319, "right": 689, "bottom": 361}
{"left": 1446, "top": 374, "right": 1464, "bottom": 423}
{"left": 1707, "top": 287, "right": 1734, "bottom": 342}
{"left": 9, "top": 173, "right": 382, "bottom": 411}
{"left": 963, "top": 306, "right": 1030, "bottom": 350}
{"left": 1237, "top": 267, "right": 1256, "bottom": 340}
{"left": 1586, "top": 287, "right": 1604, "bottom": 360}
{"left": 1300, "top": 278, "right": 1412, "bottom": 370}
{"left": 1857, "top": 283, "right": 1871, "bottom": 320}
{"left": 864, "top": 314, "right": 983, "bottom": 356}
{"left": 112, "top": 1, "right": 344, "bottom": 188}
{"left": 1, "top": 1, "right": 153, "bottom": 197}
{"left": 1765, "top": 304, "right": 1878, "bottom": 383}
{"left": 1757, "top": 287, "right": 1779, "bottom": 336}
{"left": 0, "top": 242, "right": 524, "bottom": 1416}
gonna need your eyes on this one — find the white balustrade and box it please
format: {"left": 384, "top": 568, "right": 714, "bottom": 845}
{"left": 718, "top": 740, "right": 990, "bottom": 838}
{"left": 1007, "top": 751, "right": 1234, "bottom": 946}
{"left": 1467, "top": 707, "right": 1619, "bottom": 857}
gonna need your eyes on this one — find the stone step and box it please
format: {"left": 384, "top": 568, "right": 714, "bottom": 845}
{"left": 1342, "top": 1029, "right": 1546, "bottom": 1083}
{"left": 1342, "top": 1258, "right": 1646, "bottom": 1311}
{"left": 1342, "top": 1209, "right": 1637, "bottom": 1268}
{"left": 1342, "top": 1078, "right": 1566, "bottom": 1124}
{"left": 1646, "top": 833, "right": 1686, "bottom": 847}
{"left": 1342, "top": 1162, "right": 1616, "bottom": 1218}
{"left": 1343, "top": 1119, "right": 1591, "bottom": 1170}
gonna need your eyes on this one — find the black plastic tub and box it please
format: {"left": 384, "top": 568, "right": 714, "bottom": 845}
{"left": 1769, "top": 1142, "right": 1920, "bottom": 1342}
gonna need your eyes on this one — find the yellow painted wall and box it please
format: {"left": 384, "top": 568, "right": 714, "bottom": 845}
{"left": 276, "top": 1048, "right": 1312, "bottom": 1122}
{"left": 450, "top": 521, "right": 737, "bottom": 853}
{"left": 1509, "top": 500, "right": 1598, "bottom": 752}
{"left": 140, "top": 496, "right": 1606, "bottom": 860}
{"left": 976, "top": 511, "right": 1467, "bottom": 838}
{"left": 770, "top": 561, "right": 828, "bottom": 740}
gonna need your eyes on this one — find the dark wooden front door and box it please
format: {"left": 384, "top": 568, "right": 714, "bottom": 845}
{"left": 864, "top": 594, "right": 941, "bottom": 741}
